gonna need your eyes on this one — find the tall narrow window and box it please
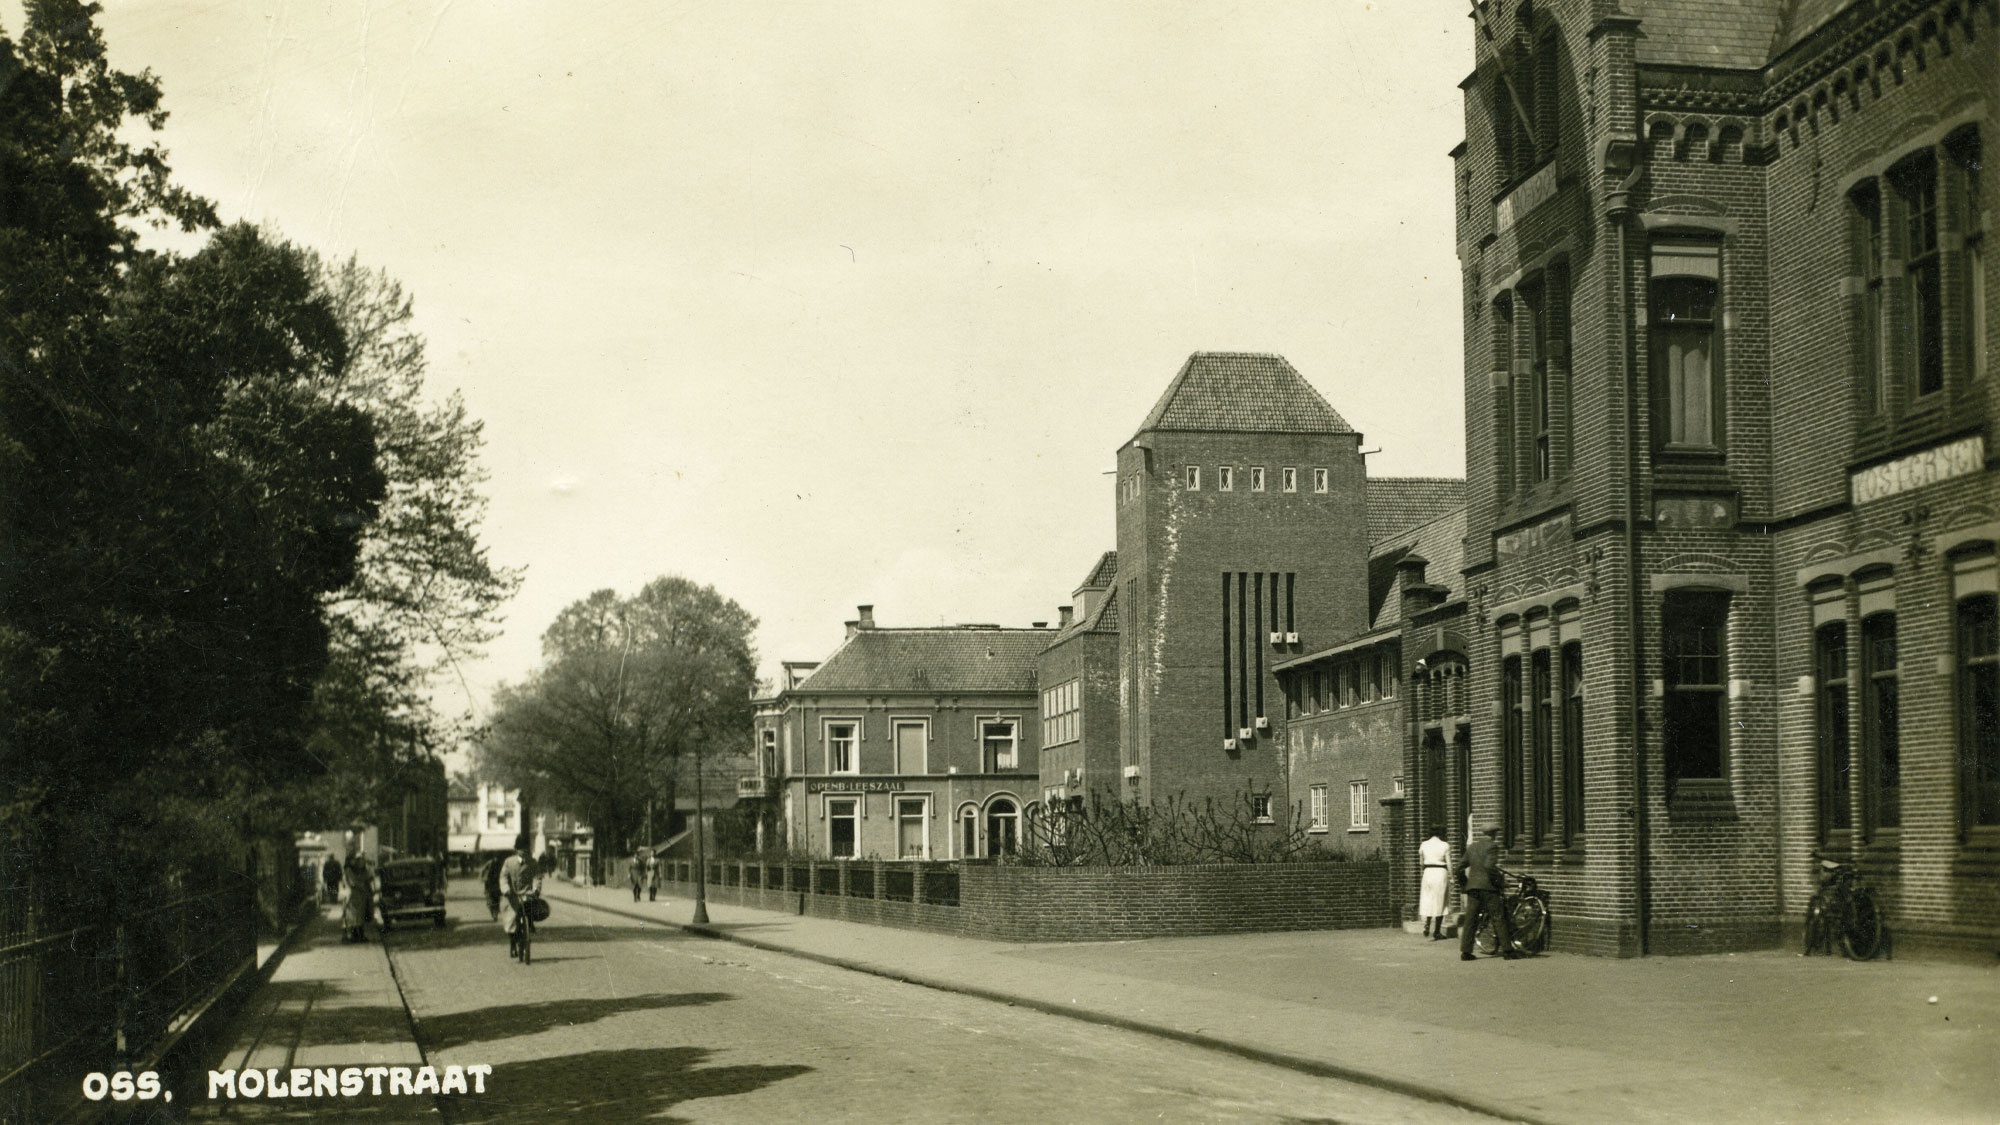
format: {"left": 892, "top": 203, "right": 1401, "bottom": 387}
{"left": 1523, "top": 281, "right": 1552, "bottom": 483}
{"left": 1218, "top": 466, "right": 1234, "bottom": 492}
{"left": 1650, "top": 241, "right": 1723, "bottom": 451}
{"left": 1561, "top": 642, "right": 1583, "bottom": 838}
{"left": 1309, "top": 784, "right": 1328, "bottom": 830}
{"left": 1531, "top": 648, "right": 1554, "bottom": 845}
{"left": 959, "top": 805, "right": 978, "bottom": 858}
{"left": 826, "top": 721, "right": 859, "bottom": 774}
{"left": 1862, "top": 613, "right": 1901, "bottom": 833}
{"left": 1816, "top": 622, "right": 1852, "bottom": 837}
{"left": 1453, "top": 727, "right": 1472, "bottom": 843}
{"left": 892, "top": 720, "right": 927, "bottom": 774}
{"left": 1662, "top": 592, "right": 1729, "bottom": 789}
{"left": 1250, "top": 466, "right": 1266, "bottom": 492}
{"left": 1502, "top": 654, "right": 1524, "bottom": 845}
{"left": 896, "top": 798, "right": 928, "bottom": 859}
{"left": 1282, "top": 467, "right": 1298, "bottom": 492}
{"left": 1349, "top": 782, "right": 1371, "bottom": 830}
{"left": 1893, "top": 155, "right": 1943, "bottom": 397}
{"left": 1186, "top": 465, "right": 1202, "bottom": 491}
{"left": 1958, "top": 589, "right": 1999, "bottom": 829}
{"left": 986, "top": 799, "right": 1019, "bottom": 856}
{"left": 1853, "top": 184, "right": 1886, "bottom": 411}
{"left": 1312, "top": 468, "right": 1329, "bottom": 493}
{"left": 1948, "top": 130, "right": 1986, "bottom": 382}
{"left": 828, "top": 798, "right": 859, "bottom": 859}
{"left": 982, "top": 720, "right": 1019, "bottom": 772}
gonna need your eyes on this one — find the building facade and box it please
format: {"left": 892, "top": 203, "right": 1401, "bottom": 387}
{"left": 1437, "top": 0, "right": 1996, "bottom": 955}
{"left": 762, "top": 606, "right": 1052, "bottom": 861}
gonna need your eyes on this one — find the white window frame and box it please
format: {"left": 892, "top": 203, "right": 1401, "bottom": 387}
{"left": 1313, "top": 468, "right": 1329, "bottom": 493}
{"left": 1282, "top": 467, "right": 1298, "bottom": 492}
{"left": 824, "top": 718, "right": 861, "bottom": 775}
{"left": 894, "top": 795, "right": 930, "bottom": 860}
{"left": 1349, "top": 781, "right": 1371, "bottom": 831}
{"left": 1250, "top": 466, "right": 1266, "bottom": 492}
{"left": 890, "top": 717, "right": 929, "bottom": 774}
{"left": 1186, "top": 465, "right": 1201, "bottom": 491}
{"left": 826, "top": 796, "right": 861, "bottom": 858}
{"left": 1250, "top": 793, "right": 1274, "bottom": 823}
{"left": 1218, "top": 466, "right": 1234, "bottom": 492}
{"left": 1042, "top": 679, "right": 1081, "bottom": 747}
{"left": 783, "top": 722, "right": 795, "bottom": 773}
{"left": 980, "top": 717, "right": 1021, "bottom": 771}
{"left": 1309, "top": 784, "right": 1328, "bottom": 832}
{"left": 957, "top": 803, "right": 980, "bottom": 859}
{"left": 761, "top": 728, "right": 778, "bottom": 776}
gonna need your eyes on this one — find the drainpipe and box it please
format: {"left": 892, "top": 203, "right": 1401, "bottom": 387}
{"left": 1606, "top": 143, "right": 1650, "bottom": 955}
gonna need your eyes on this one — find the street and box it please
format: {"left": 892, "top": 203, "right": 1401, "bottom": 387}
{"left": 378, "top": 880, "right": 1500, "bottom": 1124}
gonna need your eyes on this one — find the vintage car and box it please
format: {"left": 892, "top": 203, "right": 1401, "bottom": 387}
{"left": 374, "top": 857, "right": 447, "bottom": 930}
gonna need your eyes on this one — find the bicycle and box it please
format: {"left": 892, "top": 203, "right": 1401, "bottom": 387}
{"left": 1804, "top": 852, "right": 1884, "bottom": 960}
{"left": 1472, "top": 869, "right": 1552, "bottom": 957}
{"left": 508, "top": 891, "right": 543, "bottom": 965}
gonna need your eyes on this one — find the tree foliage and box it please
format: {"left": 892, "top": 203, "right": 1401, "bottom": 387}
{"left": 1013, "top": 791, "right": 1352, "bottom": 867}
{"left": 479, "top": 578, "right": 758, "bottom": 865}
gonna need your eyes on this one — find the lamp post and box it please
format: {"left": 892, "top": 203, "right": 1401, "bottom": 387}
{"left": 691, "top": 738, "right": 709, "bottom": 924}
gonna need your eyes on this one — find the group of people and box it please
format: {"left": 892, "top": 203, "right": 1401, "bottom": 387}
{"left": 1418, "top": 823, "right": 1523, "bottom": 961}
{"left": 628, "top": 849, "right": 662, "bottom": 902}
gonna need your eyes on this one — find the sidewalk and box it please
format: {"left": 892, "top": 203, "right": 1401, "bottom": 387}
{"left": 181, "top": 906, "right": 440, "bottom": 1121}
{"left": 543, "top": 881, "right": 2000, "bottom": 1125}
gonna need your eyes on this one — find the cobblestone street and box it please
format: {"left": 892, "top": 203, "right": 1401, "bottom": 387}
{"left": 377, "top": 880, "right": 1498, "bottom": 1123}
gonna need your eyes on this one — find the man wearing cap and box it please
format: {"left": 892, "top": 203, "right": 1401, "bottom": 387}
{"left": 1456, "top": 824, "right": 1520, "bottom": 960}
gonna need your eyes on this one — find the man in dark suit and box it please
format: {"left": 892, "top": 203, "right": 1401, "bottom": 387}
{"left": 1457, "top": 824, "right": 1520, "bottom": 961}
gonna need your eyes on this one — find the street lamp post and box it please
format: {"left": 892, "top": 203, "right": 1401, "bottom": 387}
{"left": 691, "top": 740, "right": 709, "bottom": 924}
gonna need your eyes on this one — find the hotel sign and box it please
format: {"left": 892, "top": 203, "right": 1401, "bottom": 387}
{"left": 1850, "top": 435, "right": 1985, "bottom": 505}
{"left": 1495, "top": 162, "right": 1559, "bottom": 233}
{"left": 807, "top": 779, "right": 906, "bottom": 793}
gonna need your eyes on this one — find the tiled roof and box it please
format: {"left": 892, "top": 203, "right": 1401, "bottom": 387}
{"left": 1626, "top": 0, "right": 1796, "bottom": 70}
{"left": 1367, "top": 477, "right": 1467, "bottom": 545}
{"left": 1135, "top": 353, "right": 1354, "bottom": 437}
{"left": 1771, "top": 0, "right": 1860, "bottom": 60}
{"left": 1075, "top": 550, "right": 1118, "bottom": 594}
{"left": 795, "top": 627, "right": 1050, "bottom": 694}
{"left": 1368, "top": 506, "right": 1468, "bottom": 632}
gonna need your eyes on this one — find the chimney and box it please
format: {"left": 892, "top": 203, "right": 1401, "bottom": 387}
{"left": 1032, "top": 621, "right": 1048, "bottom": 629}
{"left": 1058, "top": 605, "right": 1075, "bottom": 628}
{"left": 844, "top": 620, "right": 859, "bottom": 638}
{"left": 856, "top": 605, "right": 875, "bottom": 630}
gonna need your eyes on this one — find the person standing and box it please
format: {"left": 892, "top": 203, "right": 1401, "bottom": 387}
{"left": 322, "top": 854, "right": 342, "bottom": 906}
{"left": 646, "top": 852, "right": 661, "bottom": 902}
{"left": 1418, "top": 827, "right": 1452, "bottom": 940}
{"left": 1456, "top": 824, "right": 1519, "bottom": 960}
{"left": 629, "top": 850, "right": 647, "bottom": 902}
{"left": 340, "top": 852, "right": 373, "bottom": 943}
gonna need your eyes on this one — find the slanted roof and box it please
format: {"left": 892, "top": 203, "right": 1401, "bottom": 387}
{"left": 1134, "top": 353, "right": 1354, "bottom": 437}
{"left": 1050, "top": 583, "right": 1120, "bottom": 645}
{"left": 1626, "top": 0, "right": 1798, "bottom": 70}
{"left": 1368, "top": 507, "right": 1469, "bottom": 632}
{"left": 1074, "top": 550, "right": 1118, "bottom": 595}
{"left": 796, "top": 626, "right": 1051, "bottom": 694}
{"left": 1367, "top": 477, "right": 1466, "bottom": 545}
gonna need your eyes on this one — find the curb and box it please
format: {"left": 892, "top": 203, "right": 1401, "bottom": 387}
{"left": 375, "top": 929, "right": 450, "bottom": 1122}
{"left": 543, "top": 888, "right": 1543, "bottom": 1125}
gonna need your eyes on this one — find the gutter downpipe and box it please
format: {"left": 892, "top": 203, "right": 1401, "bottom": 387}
{"left": 1607, "top": 147, "right": 1650, "bottom": 955}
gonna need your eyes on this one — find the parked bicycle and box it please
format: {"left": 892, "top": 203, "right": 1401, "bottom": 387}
{"left": 1804, "top": 852, "right": 1884, "bottom": 960}
{"left": 1472, "top": 869, "right": 1551, "bottom": 956}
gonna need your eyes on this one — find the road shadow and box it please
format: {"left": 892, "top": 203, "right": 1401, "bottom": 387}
{"left": 381, "top": 916, "right": 702, "bottom": 955}
{"left": 416, "top": 992, "right": 733, "bottom": 1053}
{"left": 217, "top": 979, "right": 418, "bottom": 1051}
{"left": 445, "top": 1046, "right": 811, "bottom": 1125}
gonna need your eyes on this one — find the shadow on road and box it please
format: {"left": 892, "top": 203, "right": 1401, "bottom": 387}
{"left": 447, "top": 1046, "right": 811, "bottom": 1125}
{"left": 380, "top": 916, "right": 703, "bottom": 955}
{"left": 417, "top": 992, "right": 734, "bottom": 1053}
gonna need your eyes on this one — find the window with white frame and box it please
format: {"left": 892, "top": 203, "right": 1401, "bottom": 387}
{"left": 1218, "top": 466, "right": 1234, "bottom": 491}
{"left": 1250, "top": 793, "right": 1274, "bottom": 823}
{"left": 891, "top": 719, "right": 928, "bottom": 774}
{"left": 1186, "top": 465, "right": 1201, "bottom": 491}
{"left": 1349, "top": 781, "right": 1371, "bottom": 830}
{"left": 1309, "top": 784, "right": 1328, "bottom": 831}
{"left": 1312, "top": 468, "right": 1329, "bottom": 493}
{"left": 958, "top": 805, "right": 979, "bottom": 858}
{"left": 1250, "top": 467, "right": 1266, "bottom": 492}
{"left": 982, "top": 719, "right": 1020, "bottom": 771}
{"left": 827, "top": 797, "right": 859, "bottom": 859}
{"left": 1282, "top": 467, "right": 1298, "bottom": 492}
{"left": 895, "top": 797, "right": 928, "bottom": 859}
{"left": 825, "top": 720, "right": 860, "bottom": 774}
{"left": 1041, "top": 680, "right": 1080, "bottom": 746}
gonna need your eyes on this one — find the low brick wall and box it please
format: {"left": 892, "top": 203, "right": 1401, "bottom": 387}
{"left": 660, "top": 859, "right": 1391, "bottom": 942}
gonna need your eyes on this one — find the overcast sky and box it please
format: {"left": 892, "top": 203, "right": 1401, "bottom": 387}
{"left": 80, "top": 1, "right": 1474, "bottom": 741}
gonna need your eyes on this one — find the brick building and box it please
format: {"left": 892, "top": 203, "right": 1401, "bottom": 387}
{"left": 1432, "top": 0, "right": 1996, "bottom": 955}
{"left": 757, "top": 606, "right": 1052, "bottom": 861}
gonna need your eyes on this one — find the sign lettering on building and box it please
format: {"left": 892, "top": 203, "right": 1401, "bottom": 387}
{"left": 806, "top": 779, "right": 907, "bottom": 793}
{"left": 1495, "top": 162, "right": 1558, "bottom": 233}
{"left": 1849, "top": 435, "right": 1985, "bottom": 505}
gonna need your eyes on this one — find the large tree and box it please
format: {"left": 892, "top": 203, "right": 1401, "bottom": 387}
{"left": 480, "top": 578, "right": 758, "bottom": 863}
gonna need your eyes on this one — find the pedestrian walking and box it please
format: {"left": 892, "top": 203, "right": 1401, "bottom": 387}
{"left": 322, "top": 854, "right": 342, "bottom": 905}
{"left": 480, "top": 852, "right": 503, "bottom": 921}
{"left": 1419, "top": 826, "right": 1451, "bottom": 940}
{"left": 340, "top": 852, "right": 373, "bottom": 943}
{"left": 629, "top": 849, "right": 647, "bottom": 902}
{"left": 646, "top": 853, "right": 661, "bottom": 901}
{"left": 1455, "top": 824, "right": 1518, "bottom": 961}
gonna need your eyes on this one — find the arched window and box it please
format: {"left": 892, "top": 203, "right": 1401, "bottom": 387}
{"left": 985, "top": 798, "right": 1020, "bottom": 858}
{"left": 958, "top": 804, "right": 979, "bottom": 859}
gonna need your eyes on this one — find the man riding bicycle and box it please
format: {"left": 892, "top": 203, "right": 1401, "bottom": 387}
{"left": 499, "top": 833, "right": 541, "bottom": 960}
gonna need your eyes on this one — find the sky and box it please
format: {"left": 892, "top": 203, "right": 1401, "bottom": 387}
{"left": 74, "top": 1, "right": 1474, "bottom": 742}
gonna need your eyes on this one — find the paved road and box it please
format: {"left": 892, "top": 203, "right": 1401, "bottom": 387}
{"left": 381, "top": 881, "right": 1502, "bottom": 1124}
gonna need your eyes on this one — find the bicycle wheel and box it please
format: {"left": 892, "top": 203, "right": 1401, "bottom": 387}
{"left": 1472, "top": 911, "right": 1499, "bottom": 955}
{"left": 1509, "top": 897, "right": 1548, "bottom": 954}
{"left": 1803, "top": 892, "right": 1832, "bottom": 956}
{"left": 1842, "top": 891, "right": 1883, "bottom": 960}
{"left": 520, "top": 924, "right": 532, "bottom": 965}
